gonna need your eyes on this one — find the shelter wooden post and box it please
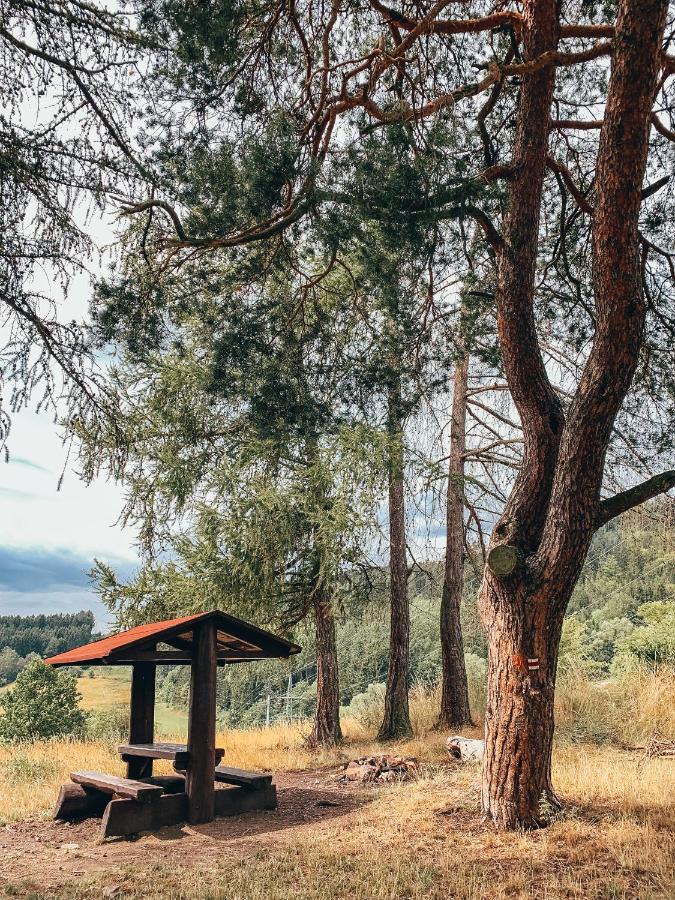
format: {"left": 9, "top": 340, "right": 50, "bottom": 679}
{"left": 127, "top": 662, "right": 156, "bottom": 779}
{"left": 186, "top": 619, "right": 217, "bottom": 824}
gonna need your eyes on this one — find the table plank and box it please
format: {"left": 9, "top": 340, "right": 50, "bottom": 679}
{"left": 119, "top": 743, "right": 225, "bottom": 769}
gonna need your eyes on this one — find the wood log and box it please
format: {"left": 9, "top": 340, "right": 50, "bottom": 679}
{"left": 101, "top": 785, "right": 278, "bottom": 838}
{"left": 214, "top": 766, "right": 273, "bottom": 790}
{"left": 102, "top": 793, "right": 189, "bottom": 838}
{"left": 53, "top": 782, "right": 110, "bottom": 821}
{"left": 446, "top": 736, "right": 485, "bottom": 761}
{"left": 70, "top": 772, "right": 163, "bottom": 802}
{"left": 214, "top": 784, "right": 277, "bottom": 816}
{"left": 144, "top": 774, "right": 186, "bottom": 794}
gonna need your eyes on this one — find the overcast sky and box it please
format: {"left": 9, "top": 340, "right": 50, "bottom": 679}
{"left": 0, "top": 395, "right": 138, "bottom": 630}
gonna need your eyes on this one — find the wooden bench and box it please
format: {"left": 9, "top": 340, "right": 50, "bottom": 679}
{"left": 54, "top": 768, "right": 278, "bottom": 838}
{"left": 214, "top": 766, "right": 273, "bottom": 791}
{"left": 70, "top": 772, "right": 163, "bottom": 803}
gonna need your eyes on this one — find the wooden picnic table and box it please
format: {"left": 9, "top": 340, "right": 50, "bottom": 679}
{"left": 46, "top": 610, "right": 299, "bottom": 835}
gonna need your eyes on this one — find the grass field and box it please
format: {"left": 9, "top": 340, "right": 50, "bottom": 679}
{"left": 0, "top": 669, "right": 674, "bottom": 898}
{"left": 0, "top": 736, "right": 673, "bottom": 899}
{"left": 73, "top": 669, "right": 189, "bottom": 735}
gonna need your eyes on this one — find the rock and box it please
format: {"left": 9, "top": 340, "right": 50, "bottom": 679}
{"left": 337, "top": 754, "right": 420, "bottom": 784}
{"left": 446, "top": 736, "right": 485, "bottom": 761}
{"left": 59, "top": 842, "right": 81, "bottom": 851}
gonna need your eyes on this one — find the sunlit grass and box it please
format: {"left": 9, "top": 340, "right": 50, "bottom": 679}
{"left": 6, "top": 744, "right": 671, "bottom": 899}
{"left": 1, "top": 668, "right": 674, "bottom": 897}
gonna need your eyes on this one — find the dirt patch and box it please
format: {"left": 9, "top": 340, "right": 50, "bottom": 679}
{"left": 0, "top": 770, "right": 369, "bottom": 894}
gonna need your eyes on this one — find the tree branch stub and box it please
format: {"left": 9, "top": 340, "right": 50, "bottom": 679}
{"left": 487, "top": 544, "right": 520, "bottom": 577}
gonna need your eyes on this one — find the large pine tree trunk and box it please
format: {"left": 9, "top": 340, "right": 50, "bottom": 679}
{"left": 438, "top": 355, "right": 472, "bottom": 729}
{"left": 480, "top": 577, "right": 566, "bottom": 828}
{"left": 378, "top": 381, "right": 412, "bottom": 740}
{"left": 479, "top": 0, "right": 667, "bottom": 829}
{"left": 308, "top": 590, "right": 343, "bottom": 746}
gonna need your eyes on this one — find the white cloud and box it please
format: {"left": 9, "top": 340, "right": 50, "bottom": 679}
{"left": 1, "top": 408, "right": 137, "bottom": 561}
{"left": 0, "top": 407, "right": 138, "bottom": 627}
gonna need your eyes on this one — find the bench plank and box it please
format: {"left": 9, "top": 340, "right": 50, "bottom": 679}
{"left": 214, "top": 766, "right": 273, "bottom": 790}
{"left": 71, "top": 772, "right": 163, "bottom": 802}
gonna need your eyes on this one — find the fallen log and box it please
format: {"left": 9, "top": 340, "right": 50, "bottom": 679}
{"left": 53, "top": 782, "right": 110, "bottom": 821}
{"left": 446, "top": 736, "right": 485, "bottom": 762}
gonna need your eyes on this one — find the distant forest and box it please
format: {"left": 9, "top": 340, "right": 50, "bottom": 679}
{"left": 0, "top": 612, "right": 96, "bottom": 686}
{"left": 2, "top": 504, "right": 672, "bottom": 716}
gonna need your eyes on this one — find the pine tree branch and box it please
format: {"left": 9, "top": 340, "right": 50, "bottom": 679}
{"left": 597, "top": 471, "right": 675, "bottom": 526}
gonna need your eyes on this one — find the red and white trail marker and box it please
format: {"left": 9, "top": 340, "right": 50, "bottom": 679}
{"left": 527, "top": 657, "right": 540, "bottom": 672}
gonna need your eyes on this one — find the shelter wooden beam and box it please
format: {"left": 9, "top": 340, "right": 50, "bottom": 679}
{"left": 186, "top": 618, "right": 218, "bottom": 824}
{"left": 95, "top": 649, "right": 267, "bottom": 665}
{"left": 127, "top": 662, "right": 156, "bottom": 778}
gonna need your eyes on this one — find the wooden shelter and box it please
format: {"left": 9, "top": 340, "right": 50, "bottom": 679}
{"left": 46, "top": 610, "right": 301, "bottom": 838}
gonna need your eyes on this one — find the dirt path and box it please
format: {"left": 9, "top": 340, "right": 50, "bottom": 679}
{"left": 0, "top": 771, "right": 368, "bottom": 894}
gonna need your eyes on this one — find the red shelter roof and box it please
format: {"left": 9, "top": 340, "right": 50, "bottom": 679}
{"left": 45, "top": 610, "right": 301, "bottom": 667}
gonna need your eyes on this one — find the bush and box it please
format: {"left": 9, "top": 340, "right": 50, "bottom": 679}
{"left": 0, "top": 659, "right": 86, "bottom": 742}
{"left": 0, "top": 753, "right": 59, "bottom": 783}
{"left": 85, "top": 706, "right": 129, "bottom": 744}
{"left": 346, "top": 682, "right": 386, "bottom": 732}
{"left": 613, "top": 601, "right": 675, "bottom": 669}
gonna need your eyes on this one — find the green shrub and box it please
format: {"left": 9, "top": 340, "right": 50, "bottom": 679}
{"left": 85, "top": 706, "right": 129, "bottom": 743}
{"left": 0, "top": 659, "right": 86, "bottom": 742}
{"left": 0, "top": 753, "right": 59, "bottom": 782}
{"left": 612, "top": 601, "right": 675, "bottom": 670}
{"left": 345, "top": 682, "right": 386, "bottom": 731}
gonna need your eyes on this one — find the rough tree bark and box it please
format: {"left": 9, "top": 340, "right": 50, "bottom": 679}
{"left": 378, "top": 378, "right": 413, "bottom": 740}
{"left": 437, "top": 354, "right": 473, "bottom": 729}
{"left": 479, "top": 0, "right": 670, "bottom": 830}
{"left": 303, "top": 429, "right": 343, "bottom": 748}
{"left": 308, "top": 589, "right": 343, "bottom": 746}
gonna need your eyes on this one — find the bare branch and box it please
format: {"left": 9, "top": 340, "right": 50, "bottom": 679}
{"left": 597, "top": 471, "right": 675, "bottom": 526}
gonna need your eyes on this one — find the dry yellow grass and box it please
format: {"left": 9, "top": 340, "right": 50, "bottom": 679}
{"left": 6, "top": 743, "right": 671, "bottom": 900}
{"left": 1, "top": 669, "right": 674, "bottom": 898}
{"left": 0, "top": 714, "right": 450, "bottom": 827}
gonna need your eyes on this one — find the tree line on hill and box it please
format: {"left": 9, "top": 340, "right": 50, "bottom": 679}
{"left": 3, "top": 0, "right": 675, "bottom": 829}
{"left": 0, "top": 612, "right": 96, "bottom": 686}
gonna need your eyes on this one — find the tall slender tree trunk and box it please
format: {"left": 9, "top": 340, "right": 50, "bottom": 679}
{"left": 303, "top": 431, "right": 343, "bottom": 748}
{"left": 378, "top": 380, "right": 412, "bottom": 740}
{"left": 308, "top": 589, "right": 343, "bottom": 746}
{"left": 479, "top": 0, "right": 668, "bottom": 829}
{"left": 437, "top": 354, "right": 472, "bottom": 729}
